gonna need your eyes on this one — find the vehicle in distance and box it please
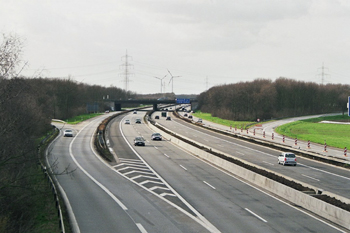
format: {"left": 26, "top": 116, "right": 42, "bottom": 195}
{"left": 278, "top": 152, "right": 297, "bottom": 166}
{"left": 125, "top": 119, "right": 130, "bottom": 124}
{"left": 135, "top": 118, "right": 142, "bottom": 124}
{"left": 188, "top": 115, "right": 193, "bottom": 119}
{"left": 63, "top": 129, "right": 73, "bottom": 137}
{"left": 134, "top": 136, "right": 145, "bottom": 146}
{"left": 133, "top": 110, "right": 137, "bottom": 114}
{"left": 197, "top": 118, "right": 203, "bottom": 123}
{"left": 184, "top": 113, "right": 188, "bottom": 117}
{"left": 166, "top": 116, "right": 171, "bottom": 120}
{"left": 155, "top": 115, "right": 160, "bottom": 119}
{"left": 151, "top": 133, "right": 162, "bottom": 141}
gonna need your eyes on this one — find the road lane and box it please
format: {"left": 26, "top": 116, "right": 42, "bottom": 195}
{"left": 107, "top": 112, "right": 346, "bottom": 232}
{"left": 49, "top": 114, "right": 211, "bottom": 233}
{"left": 158, "top": 113, "right": 350, "bottom": 200}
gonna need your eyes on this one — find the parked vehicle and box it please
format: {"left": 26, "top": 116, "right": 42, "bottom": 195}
{"left": 151, "top": 133, "right": 162, "bottom": 141}
{"left": 278, "top": 152, "right": 297, "bottom": 166}
{"left": 134, "top": 137, "right": 145, "bottom": 146}
{"left": 63, "top": 129, "right": 73, "bottom": 137}
{"left": 197, "top": 118, "right": 203, "bottom": 123}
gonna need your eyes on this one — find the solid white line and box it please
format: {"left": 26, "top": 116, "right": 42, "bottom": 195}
{"left": 70, "top": 125, "right": 129, "bottom": 210}
{"left": 203, "top": 181, "right": 216, "bottom": 189}
{"left": 180, "top": 165, "right": 187, "bottom": 170}
{"left": 301, "top": 174, "right": 320, "bottom": 182}
{"left": 245, "top": 208, "right": 267, "bottom": 223}
{"left": 136, "top": 223, "right": 148, "bottom": 233}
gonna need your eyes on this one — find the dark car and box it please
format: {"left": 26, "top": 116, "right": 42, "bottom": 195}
{"left": 184, "top": 113, "right": 188, "bottom": 117}
{"left": 151, "top": 133, "right": 162, "bottom": 141}
{"left": 166, "top": 116, "right": 171, "bottom": 120}
{"left": 134, "top": 137, "right": 145, "bottom": 146}
{"left": 135, "top": 118, "right": 142, "bottom": 124}
{"left": 155, "top": 115, "right": 160, "bottom": 119}
{"left": 188, "top": 115, "right": 193, "bottom": 119}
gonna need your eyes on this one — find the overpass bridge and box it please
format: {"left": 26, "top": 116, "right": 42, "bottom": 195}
{"left": 108, "top": 98, "right": 197, "bottom": 111}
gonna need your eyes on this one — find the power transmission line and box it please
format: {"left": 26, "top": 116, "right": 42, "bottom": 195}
{"left": 316, "top": 63, "right": 330, "bottom": 85}
{"left": 120, "top": 50, "right": 134, "bottom": 91}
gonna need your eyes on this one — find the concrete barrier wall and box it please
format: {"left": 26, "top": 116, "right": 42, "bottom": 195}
{"left": 148, "top": 122, "right": 350, "bottom": 230}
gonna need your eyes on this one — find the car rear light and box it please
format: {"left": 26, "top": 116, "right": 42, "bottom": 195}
{"left": 295, "top": 158, "right": 297, "bottom": 162}
{"left": 284, "top": 157, "right": 286, "bottom": 161}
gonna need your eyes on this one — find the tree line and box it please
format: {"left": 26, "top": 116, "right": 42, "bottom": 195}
{"left": 0, "top": 33, "right": 134, "bottom": 232}
{"left": 197, "top": 78, "right": 350, "bottom": 121}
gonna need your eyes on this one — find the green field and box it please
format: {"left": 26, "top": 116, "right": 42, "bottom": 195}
{"left": 275, "top": 115, "right": 350, "bottom": 149}
{"left": 192, "top": 111, "right": 255, "bottom": 129}
{"left": 65, "top": 113, "right": 103, "bottom": 124}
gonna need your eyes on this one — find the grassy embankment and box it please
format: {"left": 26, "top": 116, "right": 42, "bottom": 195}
{"left": 192, "top": 111, "right": 255, "bottom": 129}
{"left": 65, "top": 113, "right": 103, "bottom": 124}
{"left": 275, "top": 115, "right": 350, "bottom": 149}
{"left": 193, "top": 112, "right": 350, "bottom": 149}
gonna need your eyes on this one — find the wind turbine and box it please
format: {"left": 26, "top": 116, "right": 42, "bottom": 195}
{"left": 154, "top": 74, "right": 167, "bottom": 93}
{"left": 167, "top": 69, "right": 181, "bottom": 93}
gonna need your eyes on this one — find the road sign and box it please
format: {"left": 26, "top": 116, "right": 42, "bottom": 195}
{"left": 348, "top": 96, "right": 350, "bottom": 116}
{"left": 176, "top": 98, "right": 191, "bottom": 104}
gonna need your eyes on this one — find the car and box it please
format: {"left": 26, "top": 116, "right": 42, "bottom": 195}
{"left": 133, "top": 110, "right": 137, "bottom": 114}
{"left": 197, "top": 118, "right": 203, "bottom": 123}
{"left": 278, "top": 152, "right": 297, "bottom": 166}
{"left": 151, "top": 133, "right": 162, "bottom": 141}
{"left": 166, "top": 116, "right": 171, "bottom": 120}
{"left": 135, "top": 118, "right": 142, "bottom": 124}
{"left": 155, "top": 115, "right": 160, "bottom": 119}
{"left": 188, "top": 115, "right": 193, "bottom": 119}
{"left": 134, "top": 136, "right": 145, "bottom": 146}
{"left": 63, "top": 129, "right": 73, "bottom": 137}
{"left": 184, "top": 113, "right": 188, "bottom": 117}
{"left": 125, "top": 119, "right": 130, "bottom": 124}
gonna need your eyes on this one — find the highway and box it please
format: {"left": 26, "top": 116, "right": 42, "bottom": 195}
{"left": 162, "top": 111, "right": 350, "bottom": 200}
{"left": 106, "top": 111, "right": 346, "bottom": 232}
{"left": 46, "top": 111, "right": 349, "bottom": 232}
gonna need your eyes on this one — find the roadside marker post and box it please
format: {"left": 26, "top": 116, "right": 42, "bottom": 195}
{"left": 263, "top": 131, "right": 265, "bottom": 138}
{"left": 307, "top": 140, "right": 311, "bottom": 149}
{"left": 295, "top": 138, "right": 297, "bottom": 146}
{"left": 253, "top": 129, "right": 255, "bottom": 136}
{"left": 324, "top": 143, "right": 328, "bottom": 152}
{"left": 345, "top": 147, "right": 347, "bottom": 157}
{"left": 282, "top": 135, "right": 285, "bottom": 143}
{"left": 272, "top": 133, "right": 274, "bottom": 140}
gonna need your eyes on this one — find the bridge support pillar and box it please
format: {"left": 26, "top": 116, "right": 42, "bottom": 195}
{"left": 115, "top": 103, "right": 121, "bottom": 111}
{"left": 153, "top": 103, "right": 158, "bottom": 111}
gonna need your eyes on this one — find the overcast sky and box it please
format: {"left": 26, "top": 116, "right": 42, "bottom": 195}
{"left": 1, "top": 0, "right": 350, "bottom": 94}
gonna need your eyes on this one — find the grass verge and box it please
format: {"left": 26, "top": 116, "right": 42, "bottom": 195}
{"left": 65, "top": 113, "right": 103, "bottom": 124}
{"left": 275, "top": 115, "right": 350, "bottom": 149}
{"left": 192, "top": 111, "right": 255, "bottom": 129}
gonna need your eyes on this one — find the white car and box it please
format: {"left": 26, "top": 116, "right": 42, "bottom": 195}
{"left": 151, "top": 133, "right": 162, "bottom": 141}
{"left": 125, "top": 119, "right": 130, "bottom": 124}
{"left": 278, "top": 152, "right": 297, "bottom": 166}
{"left": 63, "top": 129, "right": 73, "bottom": 137}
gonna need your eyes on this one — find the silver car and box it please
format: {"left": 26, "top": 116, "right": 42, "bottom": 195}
{"left": 63, "top": 129, "right": 73, "bottom": 137}
{"left": 278, "top": 152, "right": 297, "bottom": 166}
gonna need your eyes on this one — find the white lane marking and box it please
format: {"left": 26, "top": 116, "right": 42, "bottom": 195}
{"left": 172, "top": 120, "right": 350, "bottom": 181}
{"left": 263, "top": 161, "right": 274, "bottom": 166}
{"left": 203, "top": 181, "right": 216, "bottom": 190}
{"left": 298, "top": 163, "right": 350, "bottom": 181}
{"left": 154, "top": 146, "right": 158, "bottom": 150}
{"left": 301, "top": 174, "right": 320, "bottom": 182}
{"left": 245, "top": 208, "right": 267, "bottom": 223}
{"left": 164, "top": 153, "right": 170, "bottom": 158}
{"left": 136, "top": 223, "right": 148, "bottom": 233}
{"left": 180, "top": 165, "right": 187, "bottom": 170}
{"left": 236, "top": 152, "right": 244, "bottom": 155}
{"left": 69, "top": 122, "right": 128, "bottom": 210}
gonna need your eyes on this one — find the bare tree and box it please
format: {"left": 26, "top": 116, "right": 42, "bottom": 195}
{"left": 0, "top": 33, "right": 27, "bottom": 80}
